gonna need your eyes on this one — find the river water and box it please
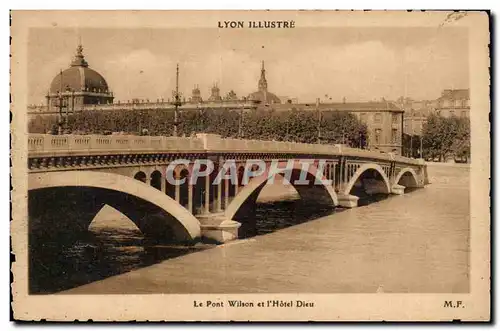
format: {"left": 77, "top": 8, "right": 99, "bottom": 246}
{"left": 29, "top": 163, "right": 469, "bottom": 294}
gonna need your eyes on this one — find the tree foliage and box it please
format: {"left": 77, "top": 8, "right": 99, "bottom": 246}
{"left": 402, "top": 133, "right": 422, "bottom": 159}
{"left": 28, "top": 108, "right": 369, "bottom": 148}
{"left": 422, "top": 113, "right": 470, "bottom": 162}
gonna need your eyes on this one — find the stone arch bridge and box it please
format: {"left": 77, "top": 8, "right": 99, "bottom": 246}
{"left": 28, "top": 133, "right": 428, "bottom": 243}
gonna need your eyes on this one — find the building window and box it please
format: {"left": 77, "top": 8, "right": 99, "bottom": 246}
{"left": 392, "top": 113, "right": 398, "bottom": 124}
{"left": 375, "top": 129, "right": 381, "bottom": 144}
{"left": 391, "top": 128, "right": 398, "bottom": 144}
{"left": 461, "top": 111, "right": 467, "bottom": 117}
{"left": 374, "top": 113, "right": 382, "bottom": 123}
{"left": 449, "top": 110, "right": 455, "bottom": 116}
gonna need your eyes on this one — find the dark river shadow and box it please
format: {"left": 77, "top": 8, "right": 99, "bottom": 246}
{"left": 29, "top": 227, "right": 209, "bottom": 294}
{"left": 238, "top": 199, "right": 336, "bottom": 239}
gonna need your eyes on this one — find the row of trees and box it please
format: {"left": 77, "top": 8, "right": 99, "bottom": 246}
{"left": 422, "top": 114, "right": 470, "bottom": 162}
{"left": 402, "top": 114, "right": 470, "bottom": 162}
{"left": 28, "top": 108, "right": 369, "bottom": 148}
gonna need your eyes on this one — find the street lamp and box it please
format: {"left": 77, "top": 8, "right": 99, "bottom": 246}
{"left": 238, "top": 102, "right": 244, "bottom": 138}
{"left": 139, "top": 110, "right": 144, "bottom": 134}
{"left": 410, "top": 135, "right": 413, "bottom": 158}
{"left": 285, "top": 115, "right": 289, "bottom": 141}
{"left": 419, "top": 134, "right": 423, "bottom": 159}
{"left": 316, "top": 98, "right": 321, "bottom": 144}
{"left": 197, "top": 103, "right": 203, "bottom": 133}
{"left": 171, "top": 64, "right": 183, "bottom": 137}
{"left": 56, "top": 69, "right": 65, "bottom": 135}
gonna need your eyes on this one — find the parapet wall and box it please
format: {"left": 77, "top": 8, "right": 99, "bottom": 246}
{"left": 28, "top": 133, "right": 423, "bottom": 166}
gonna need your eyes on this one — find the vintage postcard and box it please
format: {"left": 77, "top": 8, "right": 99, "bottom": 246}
{"left": 10, "top": 10, "right": 490, "bottom": 321}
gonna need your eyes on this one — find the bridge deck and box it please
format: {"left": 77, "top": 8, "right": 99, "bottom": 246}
{"left": 28, "top": 133, "right": 423, "bottom": 166}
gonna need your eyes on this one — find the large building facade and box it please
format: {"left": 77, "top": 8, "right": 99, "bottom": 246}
{"left": 435, "top": 89, "right": 470, "bottom": 118}
{"left": 400, "top": 89, "right": 470, "bottom": 136}
{"left": 29, "top": 44, "right": 404, "bottom": 154}
{"left": 266, "top": 100, "right": 403, "bottom": 154}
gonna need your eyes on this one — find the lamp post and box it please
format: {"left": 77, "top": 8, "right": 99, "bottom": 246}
{"left": 139, "top": 110, "right": 143, "bottom": 135}
{"left": 238, "top": 102, "right": 244, "bottom": 138}
{"left": 419, "top": 134, "right": 423, "bottom": 159}
{"left": 285, "top": 116, "right": 289, "bottom": 141}
{"left": 341, "top": 116, "right": 346, "bottom": 146}
{"left": 316, "top": 98, "right": 321, "bottom": 144}
{"left": 171, "top": 64, "right": 183, "bottom": 137}
{"left": 56, "top": 69, "right": 66, "bottom": 135}
{"left": 57, "top": 92, "right": 63, "bottom": 135}
{"left": 409, "top": 113, "right": 413, "bottom": 158}
{"left": 197, "top": 103, "right": 203, "bottom": 133}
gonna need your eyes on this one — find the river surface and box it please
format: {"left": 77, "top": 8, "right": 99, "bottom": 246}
{"left": 29, "top": 163, "right": 469, "bottom": 294}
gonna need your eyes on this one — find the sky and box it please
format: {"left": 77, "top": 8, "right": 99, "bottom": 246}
{"left": 27, "top": 27, "right": 469, "bottom": 105}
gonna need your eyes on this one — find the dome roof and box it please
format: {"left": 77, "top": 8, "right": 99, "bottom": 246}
{"left": 248, "top": 90, "right": 281, "bottom": 104}
{"left": 49, "top": 44, "right": 109, "bottom": 94}
{"left": 50, "top": 66, "right": 109, "bottom": 94}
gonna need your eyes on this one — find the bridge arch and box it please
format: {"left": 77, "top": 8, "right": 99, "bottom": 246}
{"left": 394, "top": 167, "right": 420, "bottom": 189}
{"left": 134, "top": 171, "right": 147, "bottom": 183}
{"left": 178, "top": 168, "right": 190, "bottom": 208}
{"left": 342, "top": 163, "right": 391, "bottom": 196}
{"left": 225, "top": 161, "right": 338, "bottom": 222}
{"left": 150, "top": 170, "right": 162, "bottom": 190}
{"left": 28, "top": 171, "right": 201, "bottom": 242}
{"left": 174, "top": 164, "right": 190, "bottom": 178}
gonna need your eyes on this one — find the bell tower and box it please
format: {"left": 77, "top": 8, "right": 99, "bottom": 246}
{"left": 209, "top": 83, "right": 222, "bottom": 102}
{"left": 191, "top": 85, "right": 202, "bottom": 103}
{"left": 258, "top": 61, "right": 268, "bottom": 92}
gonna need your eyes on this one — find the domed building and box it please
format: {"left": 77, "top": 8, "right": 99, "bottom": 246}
{"left": 248, "top": 61, "right": 281, "bottom": 105}
{"left": 45, "top": 43, "right": 113, "bottom": 112}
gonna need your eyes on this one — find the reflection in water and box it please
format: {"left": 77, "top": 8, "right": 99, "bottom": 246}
{"left": 29, "top": 227, "right": 207, "bottom": 294}
{"left": 29, "top": 184, "right": 393, "bottom": 294}
{"left": 239, "top": 199, "right": 336, "bottom": 239}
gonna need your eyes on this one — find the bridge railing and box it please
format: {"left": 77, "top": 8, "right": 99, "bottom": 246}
{"left": 27, "top": 133, "right": 423, "bottom": 166}
{"left": 193, "top": 134, "right": 421, "bottom": 165}
{"left": 197, "top": 134, "right": 336, "bottom": 155}
{"left": 28, "top": 134, "right": 206, "bottom": 153}
{"left": 213, "top": 138, "right": 419, "bottom": 164}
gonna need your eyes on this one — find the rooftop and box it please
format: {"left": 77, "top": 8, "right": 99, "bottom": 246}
{"left": 270, "top": 101, "right": 402, "bottom": 112}
{"left": 439, "top": 89, "right": 470, "bottom": 100}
